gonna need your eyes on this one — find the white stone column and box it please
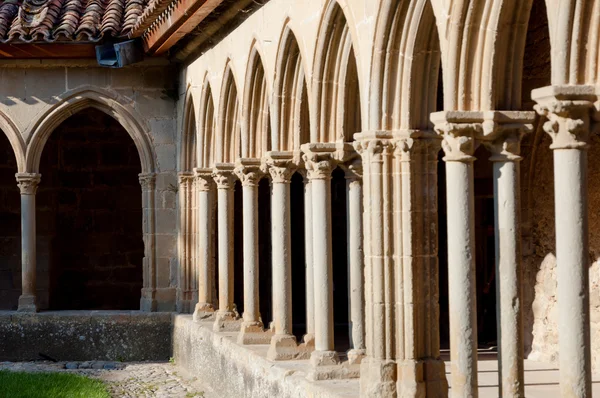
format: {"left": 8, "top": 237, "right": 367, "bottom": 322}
{"left": 344, "top": 161, "right": 366, "bottom": 364}
{"left": 266, "top": 152, "right": 300, "bottom": 360}
{"left": 234, "top": 159, "right": 270, "bottom": 344}
{"left": 139, "top": 173, "right": 157, "bottom": 312}
{"left": 432, "top": 113, "right": 480, "bottom": 397}
{"left": 16, "top": 173, "right": 41, "bottom": 312}
{"left": 482, "top": 113, "right": 534, "bottom": 398}
{"left": 193, "top": 168, "right": 216, "bottom": 321}
{"left": 212, "top": 164, "right": 240, "bottom": 331}
{"left": 177, "top": 172, "right": 194, "bottom": 313}
{"left": 301, "top": 170, "right": 315, "bottom": 349}
{"left": 533, "top": 86, "right": 597, "bottom": 398}
{"left": 302, "top": 144, "right": 340, "bottom": 379}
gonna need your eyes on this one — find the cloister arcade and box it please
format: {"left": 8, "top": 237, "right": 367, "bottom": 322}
{"left": 0, "top": 0, "right": 599, "bottom": 396}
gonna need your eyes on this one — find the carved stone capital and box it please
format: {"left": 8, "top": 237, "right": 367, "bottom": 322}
{"left": 234, "top": 158, "right": 264, "bottom": 187}
{"left": 300, "top": 143, "right": 338, "bottom": 180}
{"left": 15, "top": 173, "right": 41, "bottom": 195}
{"left": 265, "top": 152, "right": 297, "bottom": 184}
{"left": 340, "top": 157, "right": 362, "bottom": 182}
{"left": 212, "top": 164, "right": 236, "bottom": 190}
{"left": 193, "top": 168, "right": 214, "bottom": 192}
{"left": 532, "top": 85, "right": 599, "bottom": 150}
{"left": 479, "top": 111, "right": 535, "bottom": 162}
{"left": 432, "top": 113, "right": 481, "bottom": 162}
{"left": 178, "top": 172, "right": 194, "bottom": 190}
{"left": 138, "top": 173, "right": 156, "bottom": 191}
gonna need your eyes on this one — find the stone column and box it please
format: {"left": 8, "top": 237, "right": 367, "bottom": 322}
{"left": 193, "top": 168, "right": 216, "bottom": 321}
{"left": 16, "top": 173, "right": 41, "bottom": 312}
{"left": 139, "top": 173, "right": 157, "bottom": 312}
{"left": 482, "top": 112, "right": 534, "bottom": 398}
{"left": 266, "top": 152, "right": 300, "bottom": 360}
{"left": 212, "top": 164, "right": 240, "bottom": 331}
{"left": 533, "top": 86, "right": 597, "bottom": 398}
{"left": 177, "top": 172, "right": 194, "bottom": 313}
{"left": 344, "top": 160, "right": 366, "bottom": 364}
{"left": 432, "top": 113, "right": 480, "bottom": 397}
{"left": 301, "top": 170, "right": 315, "bottom": 349}
{"left": 302, "top": 144, "right": 340, "bottom": 378}
{"left": 234, "top": 158, "right": 270, "bottom": 344}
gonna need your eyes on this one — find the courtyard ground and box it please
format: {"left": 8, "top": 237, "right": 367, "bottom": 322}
{"left": 0, "top": 361, "right": 215, "bottom": 398}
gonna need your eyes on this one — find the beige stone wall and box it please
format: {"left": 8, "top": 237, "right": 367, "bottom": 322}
{"left": 524, "top": 131, "right": 600, "bottom": 370}
{"left": 0, "top": 60, "right": 179, "bottom": 310}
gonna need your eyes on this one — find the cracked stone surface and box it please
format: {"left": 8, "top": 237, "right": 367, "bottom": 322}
{"left": 0, "top": 361, "right": 215, "bottom": 398}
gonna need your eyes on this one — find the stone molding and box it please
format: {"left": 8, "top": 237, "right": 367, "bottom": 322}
{"left": 212, "top": 164, "right": 236, "bottom": 190}
{"left": 178, "top": 172, "right": 194, "bottom": 189}
{"left": 300, "top": 143, "right": 337, "bottom": 180}
{"left": 234, "top": 158, "right": 264, "bottom": 187}
{"left": 15, "top": 173, "right": 41, "bottom": 195}
{"left": 532, "top": 85, "right": 600, "bottom": 150}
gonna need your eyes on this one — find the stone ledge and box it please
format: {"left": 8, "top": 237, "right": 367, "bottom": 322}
{"left": 173, "top": 314, "right": 359, "bottom": 398}
{"left": 0, "top": 311, "right": 173, "bottom": 362}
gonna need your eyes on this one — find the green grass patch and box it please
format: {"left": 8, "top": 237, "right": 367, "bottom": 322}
{"left": 0, "top": 370, "right": 110, "bottom": 398}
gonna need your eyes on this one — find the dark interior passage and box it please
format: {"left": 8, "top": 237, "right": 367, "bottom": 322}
{"left": 0, "top": 131, "right": 20, "bottom": 310}
{"left": 290, "top": 172, "right": 306, "bottom": 340}
{"left": 233, "top": 180, "right": 244, "bottom": 316}
{"left": 331, "top": 167, "right": 350, "bottom": 351}
{"left": 38, "top": 108, "right": 143, "bottom": 310}
{"left": 258, "top": 178, "right": 272, "bottom": 327}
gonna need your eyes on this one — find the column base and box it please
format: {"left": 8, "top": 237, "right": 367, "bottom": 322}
{"left": 267, "top": 334, "right": 299, "bottom": 360}
{"left": 237, "top": 321, "right": 272, "bottom": 345}
{"left": 347, "top": 348, "right": 366, "bottom": 365}
{"left": 212, "top": 311, "right": 241, "bottom": 332}
{"left": 192, "top": 303, "right": 215, "bottom": 322}
{"left": 17, "top": 295, "right": 37, "bottom": 312}
{"left": 306, "top": 350, "right": 361, "bottom": 380}
{"left": 297, "top": 333, "right": 315, "bottom": 359}
{"left": 359, "top": 357, "right": 397, "bottom": 398}
{"left": 140, "top": 289, "right": 157, "bottom": 312}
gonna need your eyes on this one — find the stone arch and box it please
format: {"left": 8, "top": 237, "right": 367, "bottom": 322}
{"left": 241, "top": 42, "right": 271, "bottom": 158}
{"left": 0, "top": 109, "right": 26, "bottom": 173}
{"left": 198, "top": 74, "right": 217, "bottom": 169}
{"left": 272, "top": 22, "right": 310, "bottom": 151}
{"left": 180, "top": 86, "right": 198, "bottom": 172}
{"left": 216, "top": 61, "right": 241, "bottom": 164}
{"left": 369, "top": 0, "right": 441, "bottom": 131}
{"left": 434, "top": 0, "right": 537, "bottom": 110}
{"left": 25, "top": 86, "right": 155, "bottom": 174}
{"left": 311, "top": 0, "right": 362, "bottom": 143}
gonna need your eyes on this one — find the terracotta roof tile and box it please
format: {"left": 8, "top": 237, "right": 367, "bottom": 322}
{"left": 0, "top": 0, "right": 150, "bottom": 43}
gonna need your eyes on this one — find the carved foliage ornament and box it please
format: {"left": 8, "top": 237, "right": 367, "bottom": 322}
{"left": 434, "top": 122, "right": 481, "bottom": 162}
{"left": 212, "top": 169, "right": 236, "bottom": 190}
{"left": 139, "top": 173, "right": 156, "bottom": 190}
{"left": 16, "top": 173, "right": 41, "bottom": 195}
{"left": 303, "top": 153, "right": 336, "bottom": 180}
{"left": 234, "top": 165, "right": 264, "bottom": 187}
{"left": 534, "top": 100, "right": 595, "bottom": 150}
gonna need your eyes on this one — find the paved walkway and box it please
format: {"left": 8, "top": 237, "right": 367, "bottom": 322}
{"left": 0, "top": 361, "right": 214, "bottom": 398}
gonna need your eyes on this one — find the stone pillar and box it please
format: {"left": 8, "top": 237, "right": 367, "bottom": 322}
{"left": 139, "top": 173, "right": 157, "bottom": 312}
{"left": 302, "top": 144, "right": 340, "bottom": 378}
{"left": 533, "top": 86, "right": 598, "bottom": 398}
{"left": 432, "top": 113, "right": 480, "bottom": 397}
{"left": 301, "top": 170, "right": 315, "bottom": 349}
{"left": 212, "top": 164, "right": 240, "bottom": 331}
{"left": 193, "top": 168, "right": 216, "bottom": 321}
{"left": 482, "top": 112, "right": 534, "bottom": 398}
{"left": 177, "top": 172, "right": 194, "bottom": 313}
{"left": 16, "top": 173, "right": 41, "bottom": 312}
{"left": 266, "top": 152, "right": 300, "bottom": 360}
{"left": 344, "top": 161, "right": 366, "bottom": 364}
{"left": 234, "top": 158, "right": 270, "bottom": 344}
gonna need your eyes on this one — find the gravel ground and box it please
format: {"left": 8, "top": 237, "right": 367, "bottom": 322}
{"left": 0, "top": 361, "right": 214, "bottom": 398}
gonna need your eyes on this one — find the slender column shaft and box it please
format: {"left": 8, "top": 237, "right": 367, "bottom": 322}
{"left": 217, "top": 187, "right": 234, "bottom": 313}
{"left": 304, "top": 178, "right": 315, "bottom": 337}
{"left": 492, "top": 159, "right": 524, "bottom": 397}
{"left": 177, "top": 173, "right": 193, "bottom": 313}
{"left": 554, "top": 148, "right": 591, "bottom": 397}
{"left": 16, "top": 173, "right": 40, "bottom": 312}
{"left": 533, "top": 87, "right": 595, "bottom": 397}
{"left": 445, "top": 160, "right": 478, "bottom": 397}
{"left": 271, "top": 180, "right": 292, "bottom": 335}
{"left": 346, "top": 172, "right": 365, "bottom": 355}
{"left": 242, "top": 182, "right": 260, "bottom": 324}
{"left": 139, "top": 173, "right": 157, "bottom": 311}
{"left": 193, "top": 170, "right": 214, "bottom": 319}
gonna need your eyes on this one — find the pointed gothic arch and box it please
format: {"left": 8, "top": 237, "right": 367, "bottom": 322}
{"left": 216, "top": 62, "right": 241, "bottom": 163}
{"left": 198, "top": 75, "right": 217, "bottom": 169}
